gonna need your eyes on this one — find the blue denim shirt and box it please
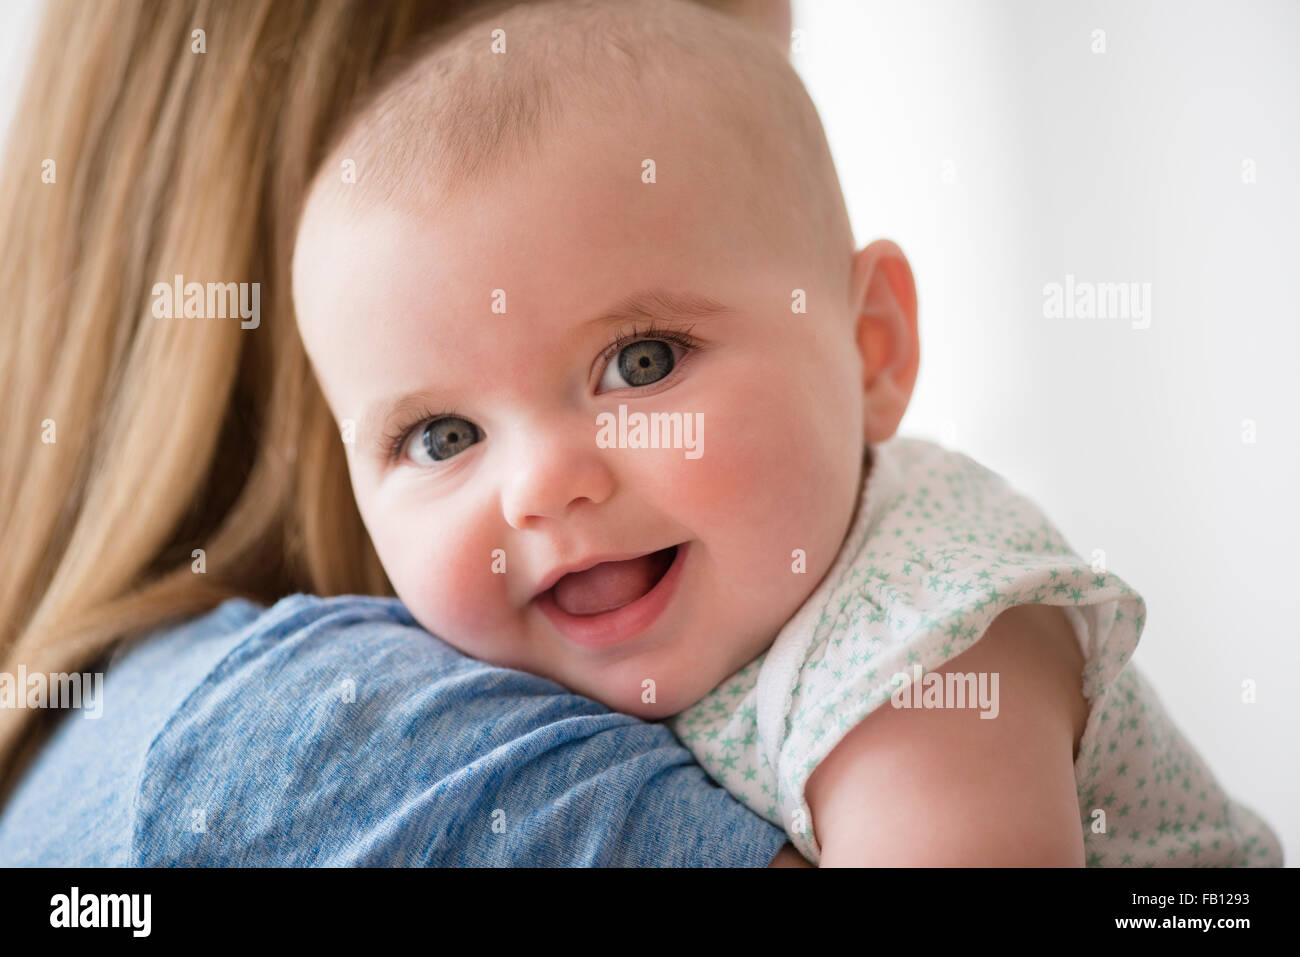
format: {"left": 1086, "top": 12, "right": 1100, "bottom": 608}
{"left": 0, "top": 594, "right": 787, "bottom": 866}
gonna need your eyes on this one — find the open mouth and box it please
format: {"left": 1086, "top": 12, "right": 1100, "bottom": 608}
{"left": 535, "top": 543, "right": 689, "bottom": 650}
{"left": 548, "top": 545, "right": 679, "bottom": 617}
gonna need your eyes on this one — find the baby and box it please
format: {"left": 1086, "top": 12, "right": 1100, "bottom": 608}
{"left": 290, "top": 0, "right": 1281, "bottom": 865}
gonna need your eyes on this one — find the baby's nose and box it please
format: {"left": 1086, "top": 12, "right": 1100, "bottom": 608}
{"left": 499, "top": 423, "right": 616, "bottom": 529}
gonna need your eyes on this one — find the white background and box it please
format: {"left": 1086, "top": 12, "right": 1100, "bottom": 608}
{"left": 793, "top": 0, "right": 1298, "bottom": 864}
{"left": 3, "top": 0, "right": 1295, "bottom": 863}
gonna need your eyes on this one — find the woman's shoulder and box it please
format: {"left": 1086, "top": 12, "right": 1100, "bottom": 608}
{"left": 0, "top": 593, "right": 564, "bottom": 865}
{"left": 125, "top": 593, "right": 611, "bottom": 864}
{"left": 115, "top": 592, "right": 573, "bottom": 723}
{"left": 0, "top": 595, "right": 402, "bottom": 863}
{"left": 3, "top": 593, "right": 786, "bottom": 867}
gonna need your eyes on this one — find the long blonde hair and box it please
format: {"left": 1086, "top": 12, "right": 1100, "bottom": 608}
{"left": 0, "top": 0, "right": 493, "bottom": 802}
{"left": 0, "top": 0, "right": 764, "bottom": 807}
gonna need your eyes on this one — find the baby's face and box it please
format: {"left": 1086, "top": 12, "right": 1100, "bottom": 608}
{"left": 293, "top": 105, "right": 867, "bottom": 718}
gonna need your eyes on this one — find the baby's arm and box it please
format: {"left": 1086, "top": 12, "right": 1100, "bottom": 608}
{"left": 805, "top": 603, "right": 1089, "bottom": 866}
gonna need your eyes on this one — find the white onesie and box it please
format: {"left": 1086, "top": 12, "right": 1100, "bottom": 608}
{"left": 665, "top": 435, "right": 1282, "bottom": 866}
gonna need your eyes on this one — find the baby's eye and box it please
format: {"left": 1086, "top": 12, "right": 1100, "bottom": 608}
{"left": 405, "top": 416, "right": 481, "bottom": 465}
{"left": 597, "top": 339, "right": 680, "bottom": 392}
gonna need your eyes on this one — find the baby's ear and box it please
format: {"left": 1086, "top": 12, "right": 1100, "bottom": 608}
{"left": 850, "top": 239, "right": 919, "bottom": 444}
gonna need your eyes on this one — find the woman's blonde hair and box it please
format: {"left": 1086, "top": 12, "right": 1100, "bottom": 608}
{"left": 0, "top": 0, "right": 767, "bottom": 807}
{"left": 0, "top": 0, "right": 489, "bottom": 802}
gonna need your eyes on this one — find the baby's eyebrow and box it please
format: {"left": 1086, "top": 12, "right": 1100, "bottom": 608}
{"left": 582, "top": 288, "right": 734, "bottom": 330}
{"left": 361, "top": 288, "right": 732, "bottom": 457}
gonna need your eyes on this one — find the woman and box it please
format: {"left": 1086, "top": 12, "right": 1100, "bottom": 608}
{"left": 0, "top": 0, "right": 808, "bottom": 867}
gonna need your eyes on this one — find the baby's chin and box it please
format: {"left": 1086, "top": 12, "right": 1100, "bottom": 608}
{"left": 574, "top": 671, "right": 719, "bottom": 722}
{"left": 611, "top": 692, "right": 692, "bottom": 723}
{"left": 414, "top": 618, "right": 721, "bottom": 720}
{"left": 403, "top": 594, "right": 747, "bottom": 720}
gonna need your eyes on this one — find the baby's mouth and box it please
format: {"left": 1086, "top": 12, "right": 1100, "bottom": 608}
{"left": 549, "top": 546, "right": 678, "bottom": 616}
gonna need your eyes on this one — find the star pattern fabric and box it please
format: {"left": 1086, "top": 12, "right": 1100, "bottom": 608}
{"left": 665, "top": 436, "right": 1282, "bottom": 866}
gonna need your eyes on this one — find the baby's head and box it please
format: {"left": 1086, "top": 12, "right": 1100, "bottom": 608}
{"left": 291, "top": 0, "right": 919, "bottom": 718}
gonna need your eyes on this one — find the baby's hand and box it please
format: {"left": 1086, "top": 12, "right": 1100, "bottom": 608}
{"left": 805, "top": 603, "right": 1088, "bottom": 866}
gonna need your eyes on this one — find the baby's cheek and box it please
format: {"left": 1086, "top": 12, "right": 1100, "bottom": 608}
{"left": 375, "top": 507, "right": 509, "bottom": 653}
{"left": 664, "top": 384, "right": 852, "bottom": 607}
{"left": 675, "top": 390, "right": 826, "bottom": 539}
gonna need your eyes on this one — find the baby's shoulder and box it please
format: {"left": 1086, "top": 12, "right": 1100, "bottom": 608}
{"left": 863, "top": 435, "right": 1075, "bottom": 560}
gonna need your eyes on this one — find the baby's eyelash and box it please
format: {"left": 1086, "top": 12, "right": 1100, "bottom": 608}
{"left": 383, "top": 404, "right": 461, "bottom": 464}
{"left": 600, "top": 319, "right": 702, "bottom": 364}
